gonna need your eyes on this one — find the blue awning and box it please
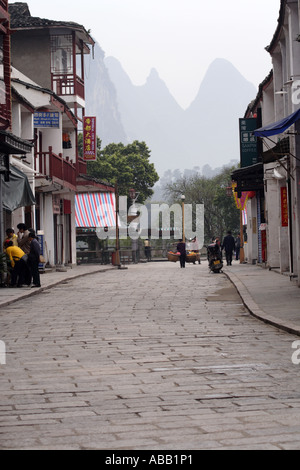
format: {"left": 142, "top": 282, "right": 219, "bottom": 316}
{"left": 254, "top": 108, "right": 300, "bottom": 137}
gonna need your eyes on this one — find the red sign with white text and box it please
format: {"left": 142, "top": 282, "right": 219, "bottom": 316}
{"left": 83, "top": 116, "right": 97, "bottom": 161}
{"left": 281, "top": 187, "right": 289, "bottom": 227}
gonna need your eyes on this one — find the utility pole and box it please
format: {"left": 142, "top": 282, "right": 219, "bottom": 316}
{"left": 181, "top": 194, "right": 185, "bottom": 241}
{"left": 115, "top": 182, "right": 121, "bottom": 268}
{"left": 0, "top": 154, "right": 9, "bottom": 250}
{"left": 0, "top": 174, "right": 3, "bottom": 250}
{"left": 239, "top": 209, "right": 245, "bottom": 263}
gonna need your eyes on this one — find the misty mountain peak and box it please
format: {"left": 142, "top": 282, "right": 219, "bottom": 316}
{"left": 87, "top": 50, "right": 257, "bottom": 175}
{"left": 147, "top": 68, "right": 160, "bottom": 82}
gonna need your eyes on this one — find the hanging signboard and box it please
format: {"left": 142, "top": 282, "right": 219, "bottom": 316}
{"left": 281, "top": 187, "right": 289, "bottom": 227}
{"left": 34, "top": 112, "right": 60, "bottom": 128}
{"left": 83, "top": 116, "right": 97, "bottom": 161}
{"left": 232, "top": 182, "right": 249, "bottom": 211}
{"left": 239, "top": 118, "right": 259, "bottom": 168}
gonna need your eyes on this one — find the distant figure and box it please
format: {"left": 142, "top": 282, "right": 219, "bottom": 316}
{"left": 235, "top": 233, "right": 241, "bottom": 260}
{"left": 189, "top": 236, "right": 201, "bottom": 264}
{"left": 177, "top": 239, "right": 186, "bottom": 268}
{"left": 28, "top": 231, "right": 41, "bottom": 288}
{"left": 144, "top": 239, "right": 151, "bottom": 262}
{"left": 222, "top": 231, "right": 235, "bottom": 266}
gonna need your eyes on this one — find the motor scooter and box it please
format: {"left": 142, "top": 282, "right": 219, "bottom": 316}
{"left": 207, "top": 243, "right": 223, "bottom": 273}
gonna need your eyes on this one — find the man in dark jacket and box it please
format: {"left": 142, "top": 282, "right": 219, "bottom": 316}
{"left": 177, "top": 239, "right": 186, "bottom": 268}
{"left": 222, "top": 231, "right": 235, "bottom": 266}
{"left": 28, "top": 231, "right": 41, "bottom": 288}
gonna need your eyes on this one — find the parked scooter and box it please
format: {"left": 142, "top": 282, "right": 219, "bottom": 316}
{"left": 207, "top": 242, "right": 223, "bottom": 273}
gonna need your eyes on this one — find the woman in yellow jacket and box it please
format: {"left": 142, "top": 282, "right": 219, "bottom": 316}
{"left": 4, "top": 241, "right": 29, "bottom": 287}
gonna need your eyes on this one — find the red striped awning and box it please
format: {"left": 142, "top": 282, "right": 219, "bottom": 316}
{"left": 75, "top": 192, "right": 116, "bottom": 228}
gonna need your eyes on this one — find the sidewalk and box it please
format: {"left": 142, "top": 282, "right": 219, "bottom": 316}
{"left": 0, "top": 264, "right": 115, "bottom": 309}
{"left": 224, "top": 262, "right": 300, "bottom": 336}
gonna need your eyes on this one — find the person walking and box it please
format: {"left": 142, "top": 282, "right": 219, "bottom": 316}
{"left": 235, "top": 233, "right": 241, "bottom": 260}
{"left": 28, "top": 231, "right": 41, "bottom": 288}
{"left": 222, "top": 230, "right": 235, "bottom": 266}
{"left": 177, "top": 239, "right": 186, "bottom": 268}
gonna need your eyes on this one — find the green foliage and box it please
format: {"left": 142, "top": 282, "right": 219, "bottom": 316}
{"left": 163, "top": 165, "right": 240, "bottom": 243}
{"left": 78, "top": 135, "right": 159, "bottom": 204}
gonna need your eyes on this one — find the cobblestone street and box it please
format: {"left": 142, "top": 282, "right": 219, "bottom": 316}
{"left": 1, "top": 262, "right": 300, "bottom": 450}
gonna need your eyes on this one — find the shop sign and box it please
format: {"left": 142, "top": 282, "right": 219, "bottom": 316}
{"left": 239, "top": 118, "right": 259, "bottom": 168}
{"left": 53, "top": 195, "right": 61, "bottom": 215}
{"left": 34, "top": 112, "right": 60, "bottom": 128}
{"left": 281, "top": 187, "right": 289, "bottom": 227}
{"left": 83, "top": 116, "right": 97, "bottom": 161}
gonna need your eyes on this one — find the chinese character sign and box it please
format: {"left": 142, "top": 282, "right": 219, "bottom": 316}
{"left": 34, "top": 112, "right": 60, "bottom": 128}
{"left": 239, "top": 118, "right": 259, "bottom": 168}
{"left": 281, "top": 187, "right": 289, "bottom": 227}
{"left": 83, "top": 117, "right": 97, "bottom": 161}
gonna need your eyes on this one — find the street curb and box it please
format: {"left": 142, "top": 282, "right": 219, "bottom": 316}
{"left": 0, "top": 266, "right": 116, "bottom": 309}
{"left": 223, "top": 270, "right": 300, "bottom": 337}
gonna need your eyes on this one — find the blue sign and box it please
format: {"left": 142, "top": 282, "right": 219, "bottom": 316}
{"left": 34, "top": 112, "right": 60, "bottom": 128}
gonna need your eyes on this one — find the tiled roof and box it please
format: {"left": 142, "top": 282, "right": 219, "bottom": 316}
{"left": 265, "top": 0, "right": 286, "bottom": 53}
{"left": 8, "top": 2, "right": 94, "bottom": 44}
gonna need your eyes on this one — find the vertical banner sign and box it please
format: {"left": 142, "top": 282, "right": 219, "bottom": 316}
{"left": 83, "top": 116, "right": 97, "bottom": 161}
{"left": 281, "top": 187, "right": 289, "bottom": 227}
{"left": 239, "top": 118, "right": 259, "bottom": 168}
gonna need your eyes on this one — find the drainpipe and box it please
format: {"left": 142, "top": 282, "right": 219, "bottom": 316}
{"left": 287, "top": 156, "right": 294, "bottom": 274}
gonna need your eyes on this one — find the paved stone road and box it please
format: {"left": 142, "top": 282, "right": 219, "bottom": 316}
{"left": 1, "top": 262, "right": 300, "bottom": 450}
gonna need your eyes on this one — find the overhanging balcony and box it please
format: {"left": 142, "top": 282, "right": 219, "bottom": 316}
{"left": 36, "top": 146, "right": 76, "bottom": 191}
{"left": 0, "top": 0, "right": 8, "bottom": 19}
{"left": 51, "top": 73, "right": 85, "bottom": 107}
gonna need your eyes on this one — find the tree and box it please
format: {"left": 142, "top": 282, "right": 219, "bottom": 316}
{"left": 78, "top": 135, "right": 159, "bottom": 204}
{"left": 163, "top": 165, "right": 240, "bottom": 243}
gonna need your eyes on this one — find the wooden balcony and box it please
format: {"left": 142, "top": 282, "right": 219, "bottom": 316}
{"left": 0, "top": 99, "right": 10, "bottom": 128}
{"left": 0, "top": 0, "right": 8, "bottom": 14}
{"left": 36, "top": 147, "right": 76, "bottom": 190}
{"left": 51, "top": 74, "right": 85, "bottom": 101}
{"left": 78, "top": 157, "right": 87, "bottom": 175}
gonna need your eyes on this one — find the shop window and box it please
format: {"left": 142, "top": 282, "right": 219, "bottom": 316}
{"left": 63, "top": 133, "right": 72, "bottom": 149}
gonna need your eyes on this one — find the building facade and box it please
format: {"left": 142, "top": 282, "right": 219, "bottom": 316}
{"left": 233, "top": 0, "right": 300, "bottom": 286}
{"left": 0, "top": 0, "right": 34, "bottom": 249}
{"left": 6, "top": 3, "right": 115, "bottom": 266}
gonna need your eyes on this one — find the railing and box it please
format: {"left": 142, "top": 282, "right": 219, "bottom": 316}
{"left": 0, "top": 0, "right": 8, "bottom": 12}
{"left": 0, "top": 104, "right": 10, "bottom": 127}
{"left": 78, "top": 157, "right": 87, "bottom": 175}
{"left": 51, "top": 74, "right": 85, "bottom": 100}
{"left": 0, "top": 89, "right": 11, "bottom": 128}
{"left": 36, "top": 147, "right": 76, "bottom": 189}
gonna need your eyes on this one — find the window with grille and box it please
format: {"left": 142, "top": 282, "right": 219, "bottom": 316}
{"left": 50, "top": 35, "right": 73, "bottom": 74}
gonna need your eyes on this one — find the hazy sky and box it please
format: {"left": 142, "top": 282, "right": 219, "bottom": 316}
{"left": 23, "top": 0, "right": 280, "bottom": 109}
